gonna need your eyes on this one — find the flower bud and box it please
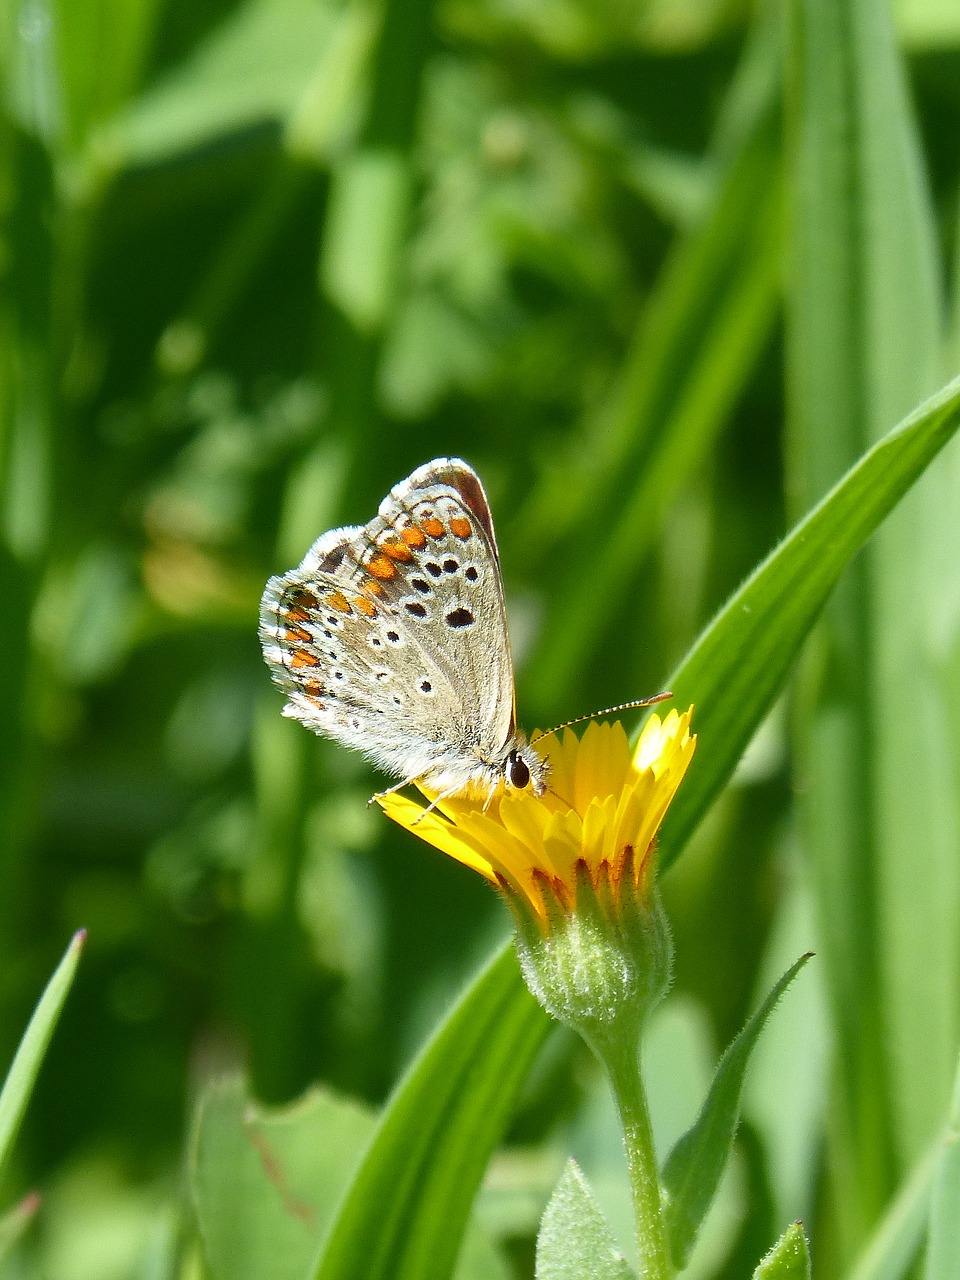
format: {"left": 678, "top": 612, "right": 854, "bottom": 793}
{"left": 508, "top": 845, "right": 673, "bottom": 1049}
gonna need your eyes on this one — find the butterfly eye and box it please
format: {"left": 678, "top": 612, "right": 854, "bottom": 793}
{"left": 506, "top": 750, "right": 530, "bottom": 790}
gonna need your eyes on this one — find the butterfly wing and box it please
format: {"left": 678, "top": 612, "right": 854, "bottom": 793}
{"left": 259, "top": 459, "right": 519, "bottom": 790}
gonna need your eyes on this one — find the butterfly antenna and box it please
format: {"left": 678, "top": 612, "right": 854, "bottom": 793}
{"left": 530, "top": 692, "right": 673, "bottom": 746}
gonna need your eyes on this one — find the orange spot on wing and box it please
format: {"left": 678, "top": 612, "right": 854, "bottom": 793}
{"left": 367, "top": 555, "right": 396, "bottom": 580}
{"left": 303, "top": 682, "right": 325, "bottom": 700}
{"left": 286, "top": 607, "right": 311, "bottom": 623}
{"left": 354, "top": 596, "right": 376, "bottom": 617}
{"left": 401, "top": 525, "right": 427, "bottom": 549}
{"left": 421, "top": 517, "right": 444, "bottom": 539}
{"left": 363, "top": 579, "right": 384, "bottom": 596}
{"left": 449, "top": 516, "right": 472, "bottom": 540}
{"left": 380, "top": 539, "right": 413, "bottom": 562}
{"left": 285, "top": 626, "right": 312, "bottom": 643}
{"left": 326, "top": 591, "right": 352, "bottom": 613}
{"left": 291, "top": 650, "right": 321, "bottom": 669}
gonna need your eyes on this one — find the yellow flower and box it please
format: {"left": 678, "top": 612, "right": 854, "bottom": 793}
{"left": 377, "top": 706, "right": 696, "bottom": 922}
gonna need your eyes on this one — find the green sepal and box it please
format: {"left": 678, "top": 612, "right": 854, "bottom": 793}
{"left": 536, "top": 1159, "right": 636, "bottom": 1280}
{"left": 0, "top": 930, "right": 85, "bottom": 1182}
{"left": 509, "top": 851, "right": 673, "bottom": 1057}
{"left": 751, "top": 1222, "right": 811, "bottom": 1280}
{"left": 662, "top": 953, "right": 812, "bottom": 1269}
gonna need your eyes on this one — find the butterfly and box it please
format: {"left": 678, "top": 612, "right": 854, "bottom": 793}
{"left": 259, "top": 458, "right": 548, "bottom": 804}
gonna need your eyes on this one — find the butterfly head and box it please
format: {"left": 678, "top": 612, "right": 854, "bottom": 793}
{"left": 504, "top": 740, "right": 548, "bottom": 796}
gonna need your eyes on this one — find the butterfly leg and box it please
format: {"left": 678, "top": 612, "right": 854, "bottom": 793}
{"left": 368, "top": 777, "right": 458, "bottom": 822}
{"left": 482, "top": 787, "right": 500, "bottom": 813}
{"left": 368, "top": 774, "right": 424, "bottom": 806}
{"left": 413, "top": 787, "right": 460, "bottom": 824}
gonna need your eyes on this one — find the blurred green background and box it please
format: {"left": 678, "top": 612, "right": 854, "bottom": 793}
{"left": 2, "top": 0, "right": 960, "bottom": 1275}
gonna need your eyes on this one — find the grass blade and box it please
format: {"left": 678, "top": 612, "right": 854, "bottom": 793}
{"left": 312, "top": 941, "right": 551, "bottom": 1280}
{"left": 0, "top": 930, "right": 85, "bottom": 1180}
{"left": 662, "top": 955, "right": 811, "bottom": 1268}
{"left": 924, "top": 1051, "right": 960, "bottom": 1280}
{"left": 658, "top": 372, "right": 960, "bottom": 869}
{"left": 787, "top": 0, "right": 953, "bottom": 1250}
{"left": 843, "top": 1145, "right": 938, "bottom": 1280}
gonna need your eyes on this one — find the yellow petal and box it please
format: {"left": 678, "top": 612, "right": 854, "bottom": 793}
{"left": 375, "top": 706, "right": 696, "bottom": 919}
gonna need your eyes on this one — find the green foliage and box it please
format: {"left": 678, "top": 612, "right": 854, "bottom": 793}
{"left": 659, "top": 373, "right": 960, "bottom": 868}
{"left": 191, "top": 1078, "right": 373, "bottom": 1280}
{"left": 0, "top": 933, "right": 84, "bottom": 1183}
{"left": 0, "top": 1196, "right": 41, "bottom": 1263}
{"left": 843, "top": 1148, "right": 937, "bottom": 1280}
{"left": 312, "top": 944, "right": 550, "bottom": 1280}
{"left": 535, "top": 1160, "right": 634, "bottom": 1280}
{"left": 751, "top": 1223, "right": 811, "bottom": 1280}
{"left": 925, "top": 1052, "right": 960, "bottom": 1280}
{"left": 2, "top": 0, "right": 960, "bottom": 1275}
{"left": 787, "top": 0, "right": 954, "bottom": 1254}
{"left": 662, "top": 955, "right": 811, "bottom": 1269}
{"left": 0, "top": 934, "right": 81, "bottom": 1265}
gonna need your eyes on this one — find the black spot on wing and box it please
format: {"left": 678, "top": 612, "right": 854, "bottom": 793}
{"left": 318, "top": 544, "right": 347, "bottom": 572}
{"left": 445, "top": 607, "right": 474, "bottom": 629}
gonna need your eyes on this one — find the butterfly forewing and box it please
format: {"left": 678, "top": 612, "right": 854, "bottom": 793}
{"left": 259, "top": 459, "right": 519, "bottom": 790}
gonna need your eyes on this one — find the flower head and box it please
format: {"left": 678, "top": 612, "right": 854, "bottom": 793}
{"left": 377, "top": 706, "right": 696, "bottom": 924}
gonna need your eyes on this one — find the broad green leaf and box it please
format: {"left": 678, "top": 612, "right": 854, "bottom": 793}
{"left": 535, "top": 1160, "right": 634, "bottom": 1280}
{"left": 311, "top": 942, "right": 552, "bottom": 1280}
{"left": 0, "top": 930, "right": 85, "bottom": 1180}
{"left": 925, "top": 1050, "right": 960, "bottom": 1280}
{"left": 657, "top": 372, "right": 960, "bottom": 869}
{"left": 662, "top": 954, "right": 811, "bottom": 1268}
{"left": 191, "top": 1078, "right": 373, "bottom": 1280}
{"left": 192, "top": 1075, "right": 512, "bottom": 1280}
{"left": 752, "top": 1222, "right": 811, "bottom": 1280}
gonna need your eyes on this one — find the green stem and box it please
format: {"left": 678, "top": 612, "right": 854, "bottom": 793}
{"left": 597, "top": 1030, "right": 673, "bottom": 1279}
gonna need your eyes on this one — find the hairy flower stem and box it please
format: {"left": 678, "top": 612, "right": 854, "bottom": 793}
{"left": 596, "top": 1029, "right": 672, "bottom": 1279}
